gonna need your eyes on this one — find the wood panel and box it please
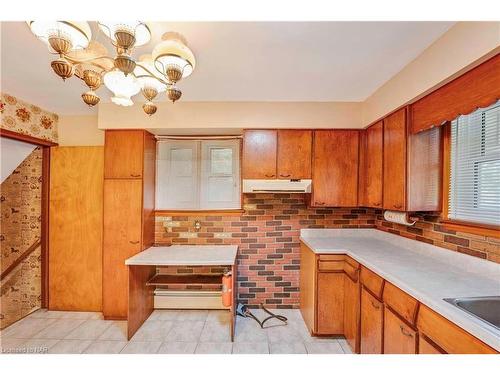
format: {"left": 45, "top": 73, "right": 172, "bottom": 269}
{"left": 344, "top": 270, "right": 361, "bottom": 353}
{"left": 127, "top": 265, "right": 155, "bottom": 340}
{"left": 316, "top": 272, "right": 344, "bottom": 334}
{"left": 417, "top": 304, "right": 497, "bottom": 354}
{"left": 382, "top": 282, "right": 419, "bottom": 326}
{"left": 383, "top": 307, "right": 417, "bottom": 354}
{"left": 360, "top": 266, "right": 384, "bottom": 299}
{"left": 411, "top": 54, "right": 500, "bottom": 133}
{"left": 419, "top": 334, "right": 446, "bottom": 354}
{"left": 360, "top": 287, "right": 384, "bottom": 354}
{"left": 299, "top": 242, "right": 316, "bottom": 334}
{"left": 242, "top": 130, "right": 277, "bottom": 178}
{"left": 358, "top": 129, "right": 368, "bottom": 206}
{"left": 49, "top": 146, "right": 103, "bottom": 311}
{"left": 103, "top": 179, "right": 143, "bottom": 319}
{"left": 104, "top": 130, "right": 144, "bottom": 179}
{"left": 277, "top": 130, "right": 312, "bottom": 179}
{"left": 142, "top": 132, "right": 156, "bottom": 248}
{"left": 383, "top": 108, "right": 407, "bottom": 211}
{"left": 365, "top": 121, "right": 383, "bottom": 208}
{"left": 312, "top": 130, "right": 359, "bottom": 207}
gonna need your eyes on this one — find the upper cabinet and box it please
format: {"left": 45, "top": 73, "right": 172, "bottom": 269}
{"left": 242, "top": 129, "right": 312, "bottom": 179}
{"left": 105, "top": 130, "right": 145, "bottom": 179}
{"left": 312, "top": 130, "right": 359, "bottom": 207}
{"left": 359, "top": 121, "right": 383, "bottom": 208}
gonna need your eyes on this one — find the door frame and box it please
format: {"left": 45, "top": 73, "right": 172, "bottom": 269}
{"left": 1, "top": 129, "right": 57, "bottom": 308}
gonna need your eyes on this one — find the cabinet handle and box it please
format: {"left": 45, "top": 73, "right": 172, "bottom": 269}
{"left": 393, "top": 204, "right": 403, "bottom": 209}
{"left": 400, "top": 325, "right": 414, "bottom": 338}
{"left": 370, "top": 300, "right": 380, "bottom": 310}
{"left": 280, "top": 174, "right": 291, "bottom": 178}
{"left": 129, "top": 240, "right": 140, "bottom": 244}
{"left": 315, "top": 202, "right": 325, "bottom": 206}
{"left": 130, "top": 174, "right": 141, "bottom": 177}
{"left": 264, "top": 174, "right": 275, "bottom": 178}
{"left": 374, "top": 202, "right": 381, "bottom": 207}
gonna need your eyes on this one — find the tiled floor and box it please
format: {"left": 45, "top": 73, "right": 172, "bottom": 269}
{"left": 0, "top": 308, "right": 352, "bottom": 354}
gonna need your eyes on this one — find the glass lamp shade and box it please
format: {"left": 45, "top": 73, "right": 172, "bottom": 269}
{"left": 28, "top": 21, "right": 92, "bottom": 50}
{"left": 103, "top": 70, "right": 140, "bottom": 107}
{"left": 98, "top": 22, "right": 151, "bottom": 47}
{"left": 134, "top": 55, "right": 167, "bottom": 92}
{"left": 152, "top": 38, "right": 196, "bottom": 78}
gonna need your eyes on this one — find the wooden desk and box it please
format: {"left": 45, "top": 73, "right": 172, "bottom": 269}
{"left": 125, "top": 245, "right": 238, "bottom": 341}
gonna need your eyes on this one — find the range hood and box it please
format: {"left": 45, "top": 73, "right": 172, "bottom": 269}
{"left": 242, "top": 179, "right": 312, "bottom": 193}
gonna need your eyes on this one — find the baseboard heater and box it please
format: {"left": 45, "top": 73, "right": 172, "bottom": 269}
{"left": 154, "top": 289, "right": 227, "bottom": 310}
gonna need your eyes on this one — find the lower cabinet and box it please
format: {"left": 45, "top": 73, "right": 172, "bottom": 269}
{"left": 317, "top": 272, "right": 344, "bottom": 334}
{"left": 383, "top": 307, "right": 417, "bottom": 354}
{"left": 360, "top": 287, "right": 384, "bottom": 354}
{"left": 344, "top": 271, "right": 361, "bottom": 353}
{"left": 419, "top": 334, "right": 446, "bottom": 354}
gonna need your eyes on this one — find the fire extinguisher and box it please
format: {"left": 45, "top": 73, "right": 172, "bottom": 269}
{"left": 222, "top": 270, "right": 232, "bottom": 307}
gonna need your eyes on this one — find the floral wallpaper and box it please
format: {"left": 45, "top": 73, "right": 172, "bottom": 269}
{"left": 0, "top": 148, "right": 42, "bottom": 329}
{"left": 0, "top": 92, "right": 58, "bottom": 143}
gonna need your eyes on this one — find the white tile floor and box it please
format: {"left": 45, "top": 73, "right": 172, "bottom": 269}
{"left": 0, "top": 308, "right": 352, "bottom": 354}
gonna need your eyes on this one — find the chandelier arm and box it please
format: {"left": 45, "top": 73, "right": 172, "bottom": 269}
{"left": 134, "top": 62, "right": 171, "bottom": 86}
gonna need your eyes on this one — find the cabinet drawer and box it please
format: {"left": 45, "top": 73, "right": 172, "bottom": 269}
{"left": 344, "top": 256, "right": 359, "bottom": 269}
{"left": 360, "top": 266, "right": 384, "bottom": 299}
{"left": 382, "top": 282, "right": 419, "bottom": 325}
{"left": 417, "top": 304, "right": 497, "bottom": 354}
{"left": 343, "top": 261, "right": 359, "bottom": 282}
{"left": 318, "top": 260, "right": 344, "bottom": 272}
{"left": 318, "top": 254, "right": 345, "bottom": 261}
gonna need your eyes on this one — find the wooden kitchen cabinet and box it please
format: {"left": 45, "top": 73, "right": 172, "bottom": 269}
{"left": 360, "top": 287, "right": 384, "bottom": 354}
{"left": 359, "top": 121, "right": 383, "bottom": 208}
{"left": 277, "top": 130, "right": 312, "bottom": 179}
{"left": 242, "top": 130, "right": 277, "bottom": 179}
{"left": 312, "top": 130, "right": 359, "bottom": 207}
{"left": 103, "top": 179, "right": 143, "bottom": 319}
{"left": 343, "top": 262, "right": 361, "bottom": 353}
{"left": 383, "top": 307, "right": 417, "bottom": 354}
{"left": 104, "top": 130, "right": 145, "bottom": 179}
{"left": 317, "top": 272, "right": 345, "bottom": 334}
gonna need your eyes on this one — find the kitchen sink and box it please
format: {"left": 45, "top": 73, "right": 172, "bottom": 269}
{"left": 444, "top": 296, "right": 500, "bottom": 330}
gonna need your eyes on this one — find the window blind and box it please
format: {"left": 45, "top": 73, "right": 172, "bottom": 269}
{"left": 449, "top": 101, "right": 500, "bottom": 226}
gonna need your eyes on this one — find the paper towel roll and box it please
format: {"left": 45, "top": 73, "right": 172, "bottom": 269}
{"left": 383, "top": 210, "right": 416, "bottom": 226}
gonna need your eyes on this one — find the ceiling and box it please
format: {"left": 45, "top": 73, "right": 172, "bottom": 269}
{"left": 0, "top": 21, "right": 454, "bottom": 115}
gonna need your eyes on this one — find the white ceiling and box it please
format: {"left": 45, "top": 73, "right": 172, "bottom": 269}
{"left": 0, "top": 21, "right": 454, "bottom": 115}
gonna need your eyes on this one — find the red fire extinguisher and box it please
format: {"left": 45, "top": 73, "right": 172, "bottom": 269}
{"left": 222, "top": 270, "right": 232, "bottom": 307}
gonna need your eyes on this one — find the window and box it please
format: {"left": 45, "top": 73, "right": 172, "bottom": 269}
{"left": 448, "top": 101, "right": 500, "bottom": 226}
{"left": 156, "top": 139, "right": 241, "bottom": 210}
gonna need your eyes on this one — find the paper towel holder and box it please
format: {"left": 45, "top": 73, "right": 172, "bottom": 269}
{"left": 383, "top": 210, "right": 417, "bottom": 226}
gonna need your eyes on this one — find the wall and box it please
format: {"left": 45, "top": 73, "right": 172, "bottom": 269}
{"left": 363, "top": 22, "right": 500, "bottom": 125}
{"left": 57, "top": 115, "right": 103, "bottom": 146}
{"left": 155, "top": 193, "right": 375, "bottom": 308}
{"left": 0, "top": 148, "right": 42, "bottom": 329}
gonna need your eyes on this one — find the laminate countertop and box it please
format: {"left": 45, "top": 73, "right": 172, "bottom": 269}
{"left": 125, "top": 245, "right": 238, "bottom": 266}
{"left": 300, "top": 228, "right": 500, "bottom": 351}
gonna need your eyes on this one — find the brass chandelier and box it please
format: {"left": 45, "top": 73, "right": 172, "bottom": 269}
{"left": 28, "top": 21, "right": 196, "bottom": 116}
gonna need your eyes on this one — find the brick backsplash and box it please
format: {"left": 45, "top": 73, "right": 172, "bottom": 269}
{"left": 155, "top": 193, "right": 375, "bottom": 308}
{"left": 374, "top": 211, "right": 500, "bottom": 263}
{"left": 154, "top": 195, "right": 499, "bottom": 309}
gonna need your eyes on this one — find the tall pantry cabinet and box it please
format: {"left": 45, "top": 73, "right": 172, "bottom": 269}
{"left": 102, "top": 130, "right": 156, "bottom": 319}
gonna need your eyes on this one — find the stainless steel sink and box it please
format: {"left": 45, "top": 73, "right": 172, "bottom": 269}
{"left": 444, "top": 296, "right": 500, "bottom": 330}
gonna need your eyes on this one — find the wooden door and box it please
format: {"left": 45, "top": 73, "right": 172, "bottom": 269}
{"left": 360, "top": 287, "right": 384, "bottom": 354}
{"left": 104, "top": 130, "right": 144, "bottom": 179}
{"left": 103, "top": 179, "right": 143, "bottom": 319}
{"left": 312, "top": 130, "right": 359, "bottom": 207}
{"left": 277, "top": 130, "right": 312, "bottom": 179}
{"left": 242, "top": 130, "right": 277, "bottom": 178}
{"left": 419, "top": 335, "right": 446, "bottom": 354}
{"left": 383, "top": 108, "right": 407, "bottom": 211}
{"left": 49, "top": 146, "right": 103, "bottom": 312}
{"left": 344, "top": 273, "right": 361, "bottom": 353}
{"left": 365, "top": 122, "right": 383, "bottom": 208}
{"left": 316, "top": 272, "right": 344, "bottom": 335}
{"left": 383, "top": 307, "right": 417, "bottom": 354}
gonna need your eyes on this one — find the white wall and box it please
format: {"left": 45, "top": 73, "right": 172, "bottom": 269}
{"left": 58, "top": 115, "right": 104, "bottom": 146}
{"left": 0, "top": 137, "right": 36, "bottom": 183}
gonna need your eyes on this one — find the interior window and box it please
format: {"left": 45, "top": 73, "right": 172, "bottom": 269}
{"left": 448, "top": 101, "right": 500, "bottom": 226}
{"left": 156, "top": 139, "right": 241, "bottom": 210}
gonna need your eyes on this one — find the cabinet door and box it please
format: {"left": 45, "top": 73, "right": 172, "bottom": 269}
{"left": 242, "top": 130, "right": 277, "bottom": 178}
{"left": 383, "top": 307, "right": 417, "bottom": 354}
{"left": 317, "top": 272, "right": 344, "bottom": 335}
{"left": 344, "top": 274, "right": 361, "bottom": 353}
{"left": 312, "top": 130, "right": 359, "bottom": 207}
{"left": 383, "top": 108, "right": 407, "bottom": 211}
{"left": 360, "top": 287, "right": 383, "bottom": 354}
{"left": 103, "top": 179, "right": 143, "bottom": 319}
{"left": 277, "top": 130, "right": 312, "bottom": 179}
{"left": 104, "top": 130, "right": 144, "bottom": 179}
{"left": 366, "top": 121, "right": 383, "bottom": 208}
{"left": 419, "top": 335, "right": 446, "bottom": 354}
